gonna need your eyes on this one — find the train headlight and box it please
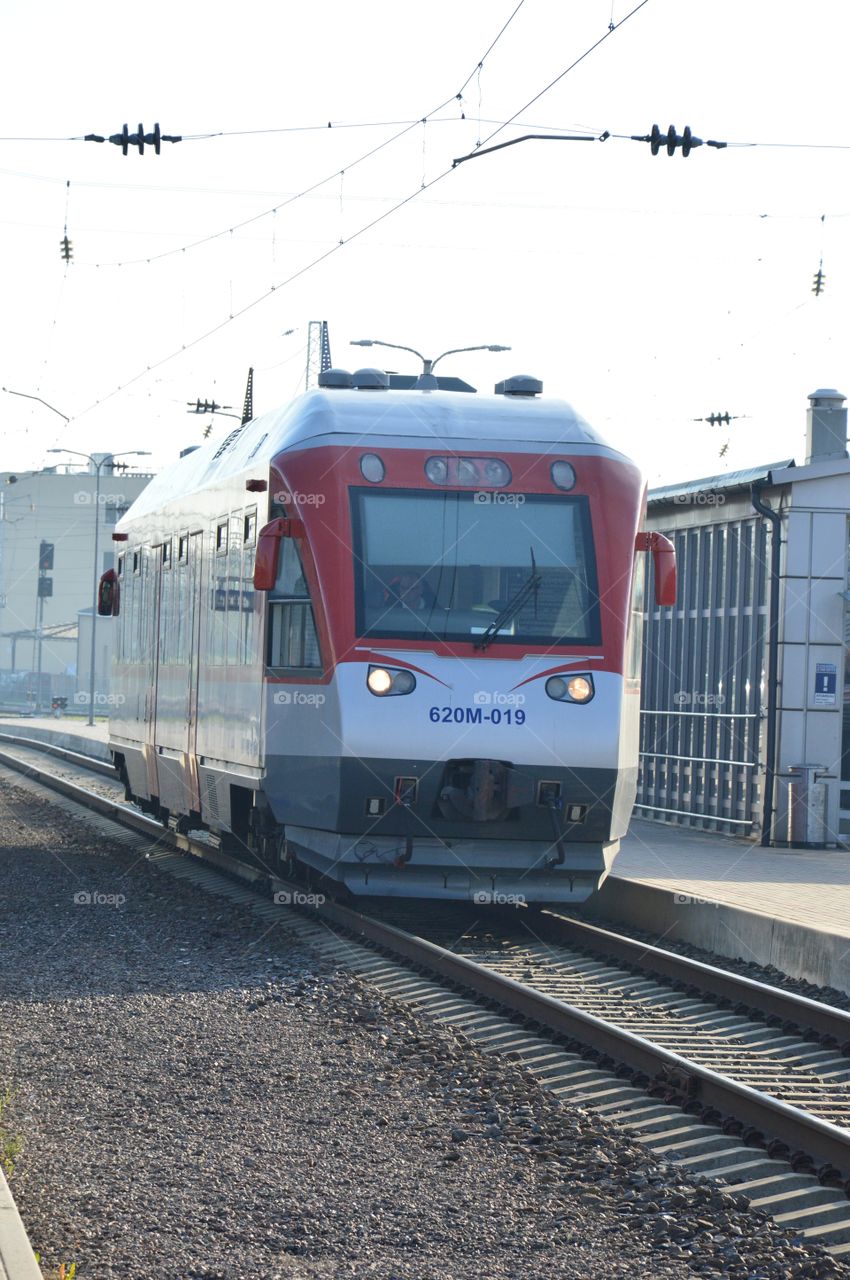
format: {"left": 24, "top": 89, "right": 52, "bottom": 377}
{"left": 425, "top": 457, "right": 449, "bottom": 484}
{"left": 367, "top": 665, "right": 417, "bottom": 697}
{"left": 551, "top": 461, "right": 577, "bottom": 491}
{"left": 360, "top": 453, "right": 385, "bottom": 483}
{"left": 545, "top": 673, "right": 594, "bottom": 704}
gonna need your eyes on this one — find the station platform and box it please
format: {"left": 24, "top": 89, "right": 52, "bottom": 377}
{"left": 589, "top": 820, "right": 850, "bottom": 997}
{"left": 0, "top": 715, "right": 110, "bottom": 762}
{"left": 1, "top": 716, "right": 847, "bottom": 996}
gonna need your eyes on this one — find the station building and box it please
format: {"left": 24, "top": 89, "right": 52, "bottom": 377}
{"left": 638, "top": 388, "right": 850, "bottom": 848}
{"left": 0, "top": 459, "right": 153, "bottom": 709}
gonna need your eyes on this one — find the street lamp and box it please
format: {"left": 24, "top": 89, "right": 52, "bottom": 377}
{"left": 48, "top": 449, "right": 151, "bottom": 725}
{"left": 350, "top": 340, "right": 510, "bottom": 389}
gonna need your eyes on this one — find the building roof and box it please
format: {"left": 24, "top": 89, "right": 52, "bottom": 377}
{"left": 648, "top": 459, "right": 795, "bottom": 506}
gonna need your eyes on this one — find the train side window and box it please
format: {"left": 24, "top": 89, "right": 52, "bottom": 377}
{"left": 273, "top": 539, "right": 309, "bottom": 597}
{"left": 267, "top": 539, "right": 320, "bottom": 670}
{"left": 178, "top": 534, "right": 189, "bottom": 564}
{"left": 116, "top": 554, "right": 125, "bottom": 659}
{"left": 132, "top": 549, "right": 140, "bottom": 575}
{"left": 626, "top": 553, "right": 645, "bottom": 686}
{"left": 215, "top": 520, "right": 228, "bottom": 555}
{"left": 162, "top": 539, "right": 172, "bottom": 569}
{"left": 244, "top": 510, "right": 257, "bottom": 545}
{"left": 268, "top": 602, "right": 321, "bottom": 669}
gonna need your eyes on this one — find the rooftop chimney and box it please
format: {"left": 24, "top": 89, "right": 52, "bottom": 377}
{"left": 806, "top": 388, "right": 847, "bottom": 464}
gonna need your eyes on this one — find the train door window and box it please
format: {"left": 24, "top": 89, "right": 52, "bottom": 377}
{"left": 241, "top": 510, "right": 258, "bottom": 665}
{"left": 132, "top": 549, "right": 141, "bottom": 575}
{"left": 174, "top": 534, "right": 189, "bottom": 663}
{"left": 215, "top": 520, "right": 228, "bottom": 556}
{"left": 267, "top": 540, "right": 321, "bottom": 670}
{"left": 225, "top": 514, "right": 242, "bottom": 665}
{"left": 158, "top": 544, "right": 173, "bottom": 665}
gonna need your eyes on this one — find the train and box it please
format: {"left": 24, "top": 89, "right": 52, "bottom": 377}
{"left": 100, "top": 366, "right": 676, "bottom": 903}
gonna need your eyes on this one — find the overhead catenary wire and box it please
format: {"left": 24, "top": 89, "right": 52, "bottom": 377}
{"left": 71, "top": 6, "right": 529, "bottom": 270}
{"left": 53, "top": 3, "right": 651, "bottom": 435}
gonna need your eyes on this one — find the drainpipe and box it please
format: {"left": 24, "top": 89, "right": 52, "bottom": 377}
{"left": 751, "top": 480, "right": 781, "bottom": 846}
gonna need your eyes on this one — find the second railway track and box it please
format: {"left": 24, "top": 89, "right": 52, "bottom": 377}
{"left": 3, "top": 730, "right": 850, "bottom": 1257}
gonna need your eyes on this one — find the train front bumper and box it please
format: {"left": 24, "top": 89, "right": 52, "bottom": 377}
{"left": 284, "top": 826, "right": 619, "bottom": 902}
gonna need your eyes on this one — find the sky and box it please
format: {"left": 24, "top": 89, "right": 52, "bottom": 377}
{"left": 1, "top": 0, "right": 849, "bottom": 488}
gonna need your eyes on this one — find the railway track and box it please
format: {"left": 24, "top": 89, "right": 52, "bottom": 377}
{"left": 2, "top": 731, "right": 850, "bottom": 1257}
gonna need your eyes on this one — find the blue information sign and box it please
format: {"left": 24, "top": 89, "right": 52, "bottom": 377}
{"left": 815, "top": 662, "right": 837, "bottom": 705}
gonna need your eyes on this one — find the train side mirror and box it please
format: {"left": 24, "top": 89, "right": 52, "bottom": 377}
{"left": 97, "top": 568, "right": 119, "bottom": 616}
{"left": 635, "top": 531, "right": 677, "bottom": 606}
{"left": 253, "top": 517, "right": 304, "bottom": 591}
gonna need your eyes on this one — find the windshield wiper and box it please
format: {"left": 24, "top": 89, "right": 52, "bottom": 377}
{"left": 474, "top": 548, "right": 542, "bottom": 650}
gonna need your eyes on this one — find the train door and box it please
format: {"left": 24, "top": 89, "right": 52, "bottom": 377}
{"left": 184, "top": 531, "right": 204, "bottom": 813}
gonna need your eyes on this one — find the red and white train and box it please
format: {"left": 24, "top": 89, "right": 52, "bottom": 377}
{"left": 101, "top": 368, "right": 675, "bottom": 902}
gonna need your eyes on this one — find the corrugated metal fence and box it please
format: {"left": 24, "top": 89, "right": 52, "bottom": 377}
{"left": 637, "top": 514, "right": 770, "bottom": 834}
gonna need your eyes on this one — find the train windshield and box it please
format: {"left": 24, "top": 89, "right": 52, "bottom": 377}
{"left": 351, "top": 489, "right": 601, "bottom": 646}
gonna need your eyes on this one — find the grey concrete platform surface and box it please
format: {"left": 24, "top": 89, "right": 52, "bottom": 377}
{"left": 0, "top": 716, "right": 110, "bottom": 763}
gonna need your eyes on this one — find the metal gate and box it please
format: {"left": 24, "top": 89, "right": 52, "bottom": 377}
{"left": 636, "top": 514, "right": 770, "bottom": 834}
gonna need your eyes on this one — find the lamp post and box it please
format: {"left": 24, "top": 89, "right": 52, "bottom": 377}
{"left": 350, "top": 339, "right": 510, "bottom": 389}
{"left": 48, "top": 449, "right": 150, "bottom": 725}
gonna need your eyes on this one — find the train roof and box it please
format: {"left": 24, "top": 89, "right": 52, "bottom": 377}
{"left": 121, "top": 386, "right": 631, "bottom": 522}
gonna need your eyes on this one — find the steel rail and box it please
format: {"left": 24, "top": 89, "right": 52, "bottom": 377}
{"left": 2, "top": 742, "right": 850, "bottom": 1183}
{"left": 534, "top": 910, "right": 850, "bottom": 1047}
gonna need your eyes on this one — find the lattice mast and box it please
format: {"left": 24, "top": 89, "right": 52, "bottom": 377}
{"left": 305, "top": 321, "right": 332, "bottom": 390}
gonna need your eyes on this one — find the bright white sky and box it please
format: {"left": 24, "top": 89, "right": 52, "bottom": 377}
{"left": 1, "top": 0, "right": 848, "bottom": 487}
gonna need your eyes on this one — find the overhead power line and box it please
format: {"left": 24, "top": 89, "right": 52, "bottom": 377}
{"left": 47, "top": 2, "right": 644, "bottom": 434}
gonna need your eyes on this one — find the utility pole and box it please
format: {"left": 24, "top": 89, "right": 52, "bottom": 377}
{"left": 48, "top": 449, "right": 150, "bottom": 724}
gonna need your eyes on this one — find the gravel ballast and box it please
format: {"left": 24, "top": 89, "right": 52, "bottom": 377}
{"left": 1, "top": 774, "right": 849, "bottom": 1278}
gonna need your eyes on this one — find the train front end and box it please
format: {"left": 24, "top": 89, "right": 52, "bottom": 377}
{"left": 256, "top": 377, "right": 674, "bottom": 902}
